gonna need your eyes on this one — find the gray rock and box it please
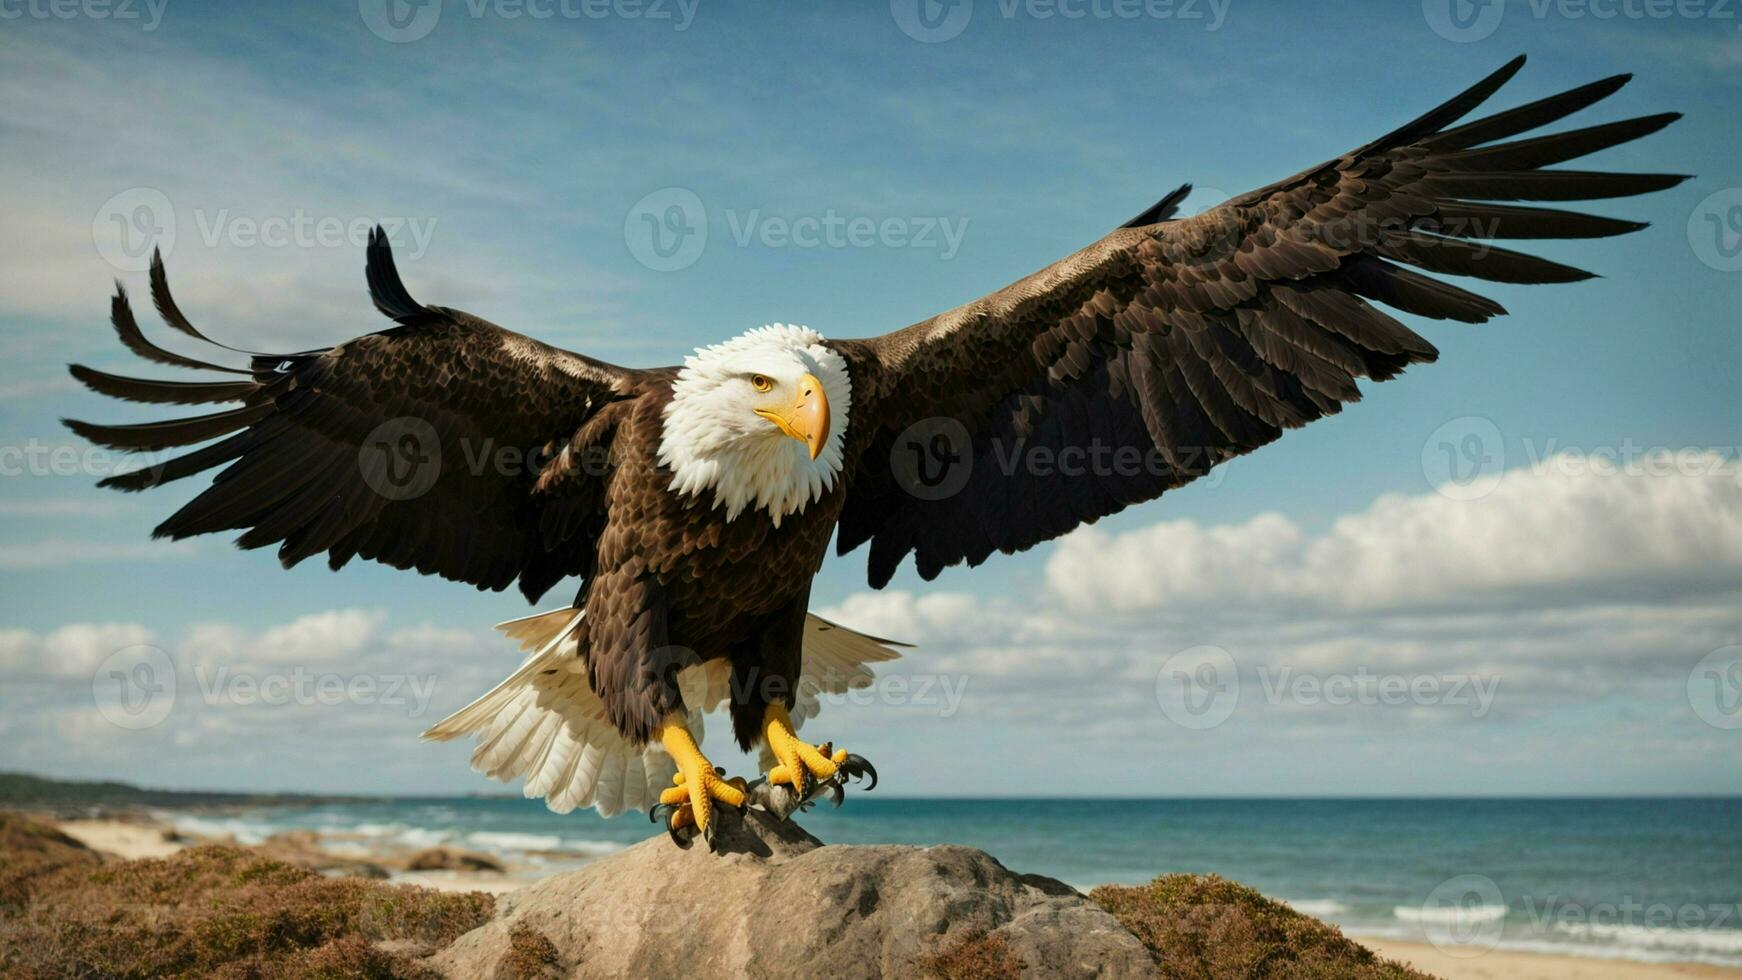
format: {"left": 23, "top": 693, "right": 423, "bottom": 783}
{"left": 428, "top": 807, "right": 1155, "bottom": 979}
{"left": 406, "top": 845, "right": 507, "bottom": 873}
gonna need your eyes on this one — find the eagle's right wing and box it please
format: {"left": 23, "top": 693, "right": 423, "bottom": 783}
{"left": 65, "top": 230, "right": 644, "bottom": 602}
{"left": 833, "top": 55, "right": 1685, "bottom": 588}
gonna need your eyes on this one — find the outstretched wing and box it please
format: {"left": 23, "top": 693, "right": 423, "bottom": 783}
{"left": 834, "top": 55, "right": 1684, "bottom": 587}
{"left": 66, "top": 229, "right": 644, "bottom": 601}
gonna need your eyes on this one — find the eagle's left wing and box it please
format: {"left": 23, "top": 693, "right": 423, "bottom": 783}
{"left": 831, "top": 55, "right": 1684, "bottom": 588}
{"left": 66, "top": 230, "right": 645, "bottom": 602}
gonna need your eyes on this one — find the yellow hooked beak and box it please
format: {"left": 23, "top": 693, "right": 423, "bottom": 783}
{"left": 755, "top": 373, "right": 830, "bottom": 461}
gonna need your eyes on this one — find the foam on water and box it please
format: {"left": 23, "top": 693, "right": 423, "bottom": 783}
{"left": 1549, "top": 921, "right": 1742, "bottom": 958}
{"left": 1392, "top": 903, "right": 1508, "bottom": 925}
{"left": 466, "top": 831, "right": 563, "bottom": 852}
{"left": 1284, "top": 899, "right": 1348, "bottom": 917}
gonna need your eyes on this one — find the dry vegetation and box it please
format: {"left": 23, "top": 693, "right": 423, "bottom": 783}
{"left": 495, "top": 921, "right": 564, "bottom": 979}
{"left": 919, "top": 929, "right": 1026, "bottom": 979}
{"left": 0, "top": 812, "right": 492, "bottom": 979}
{"left": 1091, "top": 873, "right": 1434, "bottom": 979}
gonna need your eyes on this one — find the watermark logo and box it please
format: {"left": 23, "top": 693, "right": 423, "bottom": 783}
{"left": 1427, "top": 0, "right": 1741, "bottom": 41}
{"left": 191, "top": 210, "right": 437, "bottom": 257}
{"left": 1423, "top": 416, "right": 1505, "bottom": 501}
{"left": 1177, "top": 186, "right": 1230, "bottom": 219}
{"left": 195, "top": 666, "right": 438, "bottom": 716}
{"left": 1422, "top": 0, "right": 1504, "bottom": 41}
{"left": 1155, "top": 644, "right": 1238, "bottom": 729}
{"left": 1689, "top": 188, "right": 1742, "bottom": 273}
{"left": 1256, "top": 667, "right": 1500, "bottom": 718}
{"left": 93, "top": 187, "right": 175, "bottom": 273}
{"left": 891, "top": 0, "right": 973, "bottom": 41}
{"left": 893, "top": 0, "right": 1227, "bottom": 42}
{"left": 723, "top": 210, "right": 969, "bottom": 259}
{"left": 363, "top": 0, "right": 699, "bottom": 42}
{"left": 1419, "top": 874, "right": 1508, "bottom": 956}
{"left": 360, "top": 0, "right": 442, "bottom": 41}
{"left": 93, "top": 645, "right": 177, "bottom": 730}
{"left": 890, "top": 416, "right": 974, "bottom": 501}
{"left": 626, "top": 187, "right": 708, "bottom": 272}
{"left": 0, "top": 0, "right": 167, "bottom": 30}
{"left": 359, "top": 417, "right": 442, "bottom": 501}
{"left": 1689, "top": 645, "right": 1742, "bottom": 730}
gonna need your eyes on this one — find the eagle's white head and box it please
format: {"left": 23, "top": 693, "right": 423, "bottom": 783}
{"left": 658, "top": 324, "right": 851, "bottom": 526}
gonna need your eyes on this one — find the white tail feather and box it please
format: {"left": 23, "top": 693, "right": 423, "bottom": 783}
{"left": 424, "top": 609, "right": 905, "bottom": 818}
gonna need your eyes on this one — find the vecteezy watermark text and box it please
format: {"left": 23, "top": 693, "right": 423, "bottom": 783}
{"left": 92, "top": 186, "right": 438, "bottom": 272}
{"left": 0, "top": 0, "right": 166, "bottom": 29}
{"left": 1424, "top": 0, "right": 1742, "bottom": 43}
{"left": 723, "top": 209, "right": 969, "bottom": 260}
{"left": 194, "top": 666, "right": 438, "bottom": 717}
{"left": 624, "top": 187, "right": 971, "bottom": 272}
{"left": 361, "top": 0, "right": 698, "bottom": 42}
{"left": 1257, "top": 666, "right": 1500, "bottom": 718}
{"left": 891, "top": 0, "right": 1230, "bottom": 43}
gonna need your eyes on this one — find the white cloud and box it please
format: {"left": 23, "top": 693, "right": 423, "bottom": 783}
{"left": 1046, "top": 452, "right": 1742, "bottom": 615}
{"left": 0, "top": 537, "right": 199, "bottom": 570}
{"left": 0, "top": 609, "right": 510, "bottom": 774}
{"left": 812, "top": 459, "right": 1742, "bottom": 743}
{"left": 816, "top": 590, "right": 982, "bottom": 645}
{"left": 0, "top": 623, "right": 157, "bottom": 680}
{"left": 0, "top": 499, "right": 131, "bottom": 518}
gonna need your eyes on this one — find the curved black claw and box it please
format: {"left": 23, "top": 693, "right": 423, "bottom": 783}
{"left": 820, "top": 780, "right": 845, "bottom": 808}
{"left": 840, "top": 753, "right": 878, "bottom": 792}
{"left": 651, "top": 802, "right": 698, "bottom": 848}
{"left": 668, "top": 814, "right": 695, "bottom": 850}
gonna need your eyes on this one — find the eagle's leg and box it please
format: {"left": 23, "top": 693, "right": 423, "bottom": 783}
{"left": 761, "top": 702, "right": 877, "bottom": 804}
{"left": 652, "top": 714, "right": 746, "bottom": 847}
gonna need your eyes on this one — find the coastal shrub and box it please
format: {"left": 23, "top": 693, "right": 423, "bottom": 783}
{"left": 918, "top": 929, "right": 1025, "bottom": 980}
{"left": 496, "top": 921, "right": 564, "bottom": 979}
{"left": 0, "top": 825, "right": 494, "bottom": 980}
{"left": 1090, "top": 874, "right": 1432, "bottom": 980}
{"left": 0, "top": 812, "right": 102, "bottom": 914}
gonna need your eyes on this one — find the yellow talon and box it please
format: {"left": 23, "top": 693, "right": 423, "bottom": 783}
{"left": 655, "top": 714, "right": 745, "bottom": 841}
{"left": 763, "top": 703, "right": 841, "bottom": 796}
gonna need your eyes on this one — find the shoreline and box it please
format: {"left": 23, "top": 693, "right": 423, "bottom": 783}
{"left": 1365, "top": 939, "right": 1742, "bottom": 980}
{"left": 43, "top": 814, "right": 1742, "bottom": 980}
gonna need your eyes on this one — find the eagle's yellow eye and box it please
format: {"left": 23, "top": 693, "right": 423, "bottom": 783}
{"left": 750, "top": 374, "right": 773, "bottom": 392}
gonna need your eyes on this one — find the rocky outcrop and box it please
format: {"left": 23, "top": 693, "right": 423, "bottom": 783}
{"left": 256, "top": 829, "right": 391, "bottom": 879}
{"left": 405, "top": 846, "right": 508, "bottom": 873}
{"left": 429, "top": 807, "right": 1155, "bottom": 979}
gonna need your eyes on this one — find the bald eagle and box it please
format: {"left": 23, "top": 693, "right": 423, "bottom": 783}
{"left": 68, "top": 56, "right": 1682, "bottom": 843}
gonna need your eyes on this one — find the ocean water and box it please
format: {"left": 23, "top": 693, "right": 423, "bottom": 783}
{"left": 164, "top": 797, "right": 1742, "bottom": 967}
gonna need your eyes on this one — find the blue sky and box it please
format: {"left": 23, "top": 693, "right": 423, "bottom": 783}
{"left": 1, "top": 0, "right": 1738, "bottom": 798}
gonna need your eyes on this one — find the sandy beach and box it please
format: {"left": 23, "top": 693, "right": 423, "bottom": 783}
{"left": 1365, "top": 939, "right": 1742, "bottom": 980}
{"left": 56, "top": 817, "right": 186, "bottom": 860}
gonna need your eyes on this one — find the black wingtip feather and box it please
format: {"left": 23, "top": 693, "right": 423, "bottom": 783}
{"left": 1359, "top": 54, "right": 1527, "bottom": 155}
{"left": 366, "top": 226, "right": 426, "bottom": 322}
{"left": 1121, "top": 183, "right": 1194, "bottom": 228}
{"left": 108, "top": 283, "right": 250, "bottom": 375}
{"left": 61, "top": 404, "right": 272, "bottom": 452}
{"left": 69, "top": 363, "right": 258, "bottom": 405}
{"left": 1427, "top": 72, "right": 1639, "bottom": 151}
